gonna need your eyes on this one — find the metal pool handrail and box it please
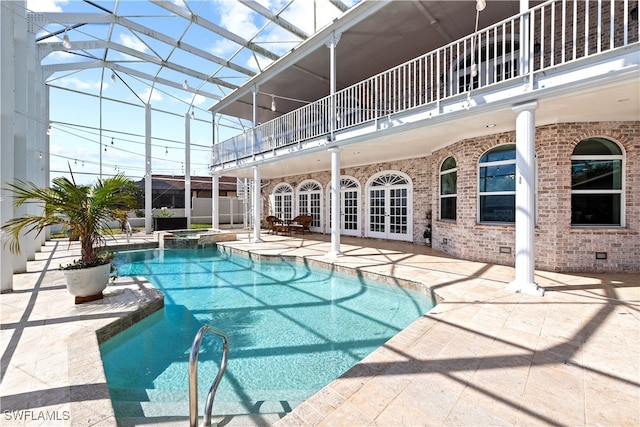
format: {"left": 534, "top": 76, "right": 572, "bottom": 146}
{"left": 189, "top": 325, "right": 229, "bottom": 427}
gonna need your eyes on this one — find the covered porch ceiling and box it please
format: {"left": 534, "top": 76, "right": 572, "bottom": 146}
{"left": 213, "top": 0, "right": 530, "bottom": 122}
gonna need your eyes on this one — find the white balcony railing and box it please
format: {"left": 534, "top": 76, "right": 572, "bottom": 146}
{"left": 212, "top": 0, "right": 638, "bottom": 166}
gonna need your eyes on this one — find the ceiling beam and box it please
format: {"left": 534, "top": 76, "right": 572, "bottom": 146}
{"left": 328, "top": 0, "right": 351, "bottom": 13}
{"left": 41, "top": 39, "right": 238, "bottom": 91}
{"left": 149, "top": 0, "right": 281, "bottom": 62}
{"left": 238, "top": 0, "right": 309, "bottom": 41}
{"left": 42, "top": 59, "right": 222, "bottom": 100}
{"left": 34, "top": 12, "right": 257, "bottom": 78}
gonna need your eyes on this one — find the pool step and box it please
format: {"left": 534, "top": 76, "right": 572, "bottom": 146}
{"left": 113, "top": 399, "right": 300, "bottom": 417}
{"left": 110, "top": 388, "right": 299, "bottom": 425}
{"left": 116, "top": 413, "right": 287, "bottom": 427}
{"left": 110, "top": 387, "right": 312, "bottom": 403}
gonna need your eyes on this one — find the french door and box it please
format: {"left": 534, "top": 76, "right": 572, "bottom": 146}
{"left": 326, "top": 177, "right": 361, "bottom": 236}
{"left": 367, "top": 172, "right": 412, "bottom": 241}
{"left": 272, "top": 184, "right": 293, "bottom": 220}
{"left": 297, "top": 181, "right": 322, "bottom": 232}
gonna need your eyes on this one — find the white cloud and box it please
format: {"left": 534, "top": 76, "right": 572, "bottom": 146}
{"left": 119, "top": 33, "right": 149, "bottom": 53}
{"left": 214, "top": 0, "right": 260, "bottom": 40}
{"left": 56, "top": 77, "right": 104, "bottom": 91}
{"left": 43, "top": 50, "right": 76, "bottom": 62}
{"left": 139, "top": 87, "right": 163, "bottom": 103}
{"left": 246, "top": 55, "right": 274, "bottom": 72}
{"left": 207, "top": 38, "right": 238, "bottom": 57}
{"left": 27, "top": 0, "right": 68, "bottom": 12}
{"left": 188, "top": 94, "right": 207, "bottom": 107}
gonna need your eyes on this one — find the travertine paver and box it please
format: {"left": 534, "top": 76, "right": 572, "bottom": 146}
{"left": 1, "top": 231, "right": 638, "bottom": 426}
{"left": 1, "top": 234, "right": 162, "bottom": 427}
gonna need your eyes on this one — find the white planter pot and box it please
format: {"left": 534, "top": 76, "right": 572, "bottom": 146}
{"left": 63, "top": 262, "right": 111, "bottom": 299}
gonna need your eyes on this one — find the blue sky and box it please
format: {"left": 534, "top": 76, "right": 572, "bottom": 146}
{"left": 27, "top": 0, "right": 355, "bottom": 184}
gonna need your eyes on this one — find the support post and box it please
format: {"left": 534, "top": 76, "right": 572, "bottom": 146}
{"left": 13, "top": 3, "right": 30, "bottom": 270}
{"left": 144, "top": 103, "right": 153, "bottom": 234}
{"left": 252, "top": 166, "right": 262, "bottom": 243}
{"left": 1, "top": 0, "right": 17, "bottom": 292}
{"left": 327, "top": 148, "right": 343, "bottom": 257}
{"left": 507, "top": 100, "right": 544, "bottom": 296}
{"left": 326, "top": 31, "right": 341, "bottom": 140}
{"left": 212, "top": 175, "right": 219, "bottom": 229}
{"left": 185, "top": 112, "right": 191, "bottom": 229}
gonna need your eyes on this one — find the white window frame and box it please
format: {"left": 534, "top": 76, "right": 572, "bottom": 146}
{"left": 571, "top": 138, "right": 625, "bottom": 227}
{"left": 439, "top": 156, "right": 457, "bottom": 221}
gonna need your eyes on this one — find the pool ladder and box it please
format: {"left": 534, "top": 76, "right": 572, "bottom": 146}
{"left": 189, "top": 325, "right": 229, "bottom": 427}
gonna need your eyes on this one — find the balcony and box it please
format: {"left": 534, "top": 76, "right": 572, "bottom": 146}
{"left": 212, "top": 0, "right": 639, "bottom": 172}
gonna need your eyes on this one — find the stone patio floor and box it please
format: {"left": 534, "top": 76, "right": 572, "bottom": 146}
{"left": 0, "top": 230, "right": 638, "bottom": 426}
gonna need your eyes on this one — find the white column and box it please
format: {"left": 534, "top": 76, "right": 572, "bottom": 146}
{"left": 26, "top": 11, "right": 40, "bottom": 257}
{"left": 185, "top": 112, "right": 191, "bottom": 229}
{"left": 327, "top": 148, "right": 343, "bottom": 257}
{"left": 43, "top": 84, "right": 50, "bottom": 242}
{"left": 326, "top": 31, "right": 341, "bottom": 140}
{"left": 212, "top": 175, "right": 219, "bottom": 229}
{"left": 507, "top": 100, "right": 544, "bottom": 296}
{"left": 252, "top": 86, "right": 258, "bottom": 152}
{"left": 13, "top": 2, "right": 29, "bottom": 271}
{"left": 34, "top": 33, "right": 47, "bottom": 247}
{"left": 144, "top": 103, "right": 153, "bottom": 234}
{"left": 1, "top": 0, "right": 17, "bottom": 292}
{"left": 252, "top": 166, "right": 262, "bottom": 242}
{"left": 520, "top": 0, "right": 530, "bottom": 82}
{"left": 211, "top": 112, "right": 218, "bottom": 229}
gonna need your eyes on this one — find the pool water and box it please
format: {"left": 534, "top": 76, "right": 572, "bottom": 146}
{"left": 100, "top": 248, "right": 435, "bottom": 419}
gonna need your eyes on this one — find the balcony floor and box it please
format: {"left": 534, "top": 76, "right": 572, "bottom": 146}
{"left": 0, "top": 231, "right": 638, "bottom": 426}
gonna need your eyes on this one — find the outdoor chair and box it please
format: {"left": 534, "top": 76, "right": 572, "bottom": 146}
{"left": 265, "top": 216, "right": 282, "bottom": 234}
{"left": 289, "top": 215, "right": 313, "bottom": 235}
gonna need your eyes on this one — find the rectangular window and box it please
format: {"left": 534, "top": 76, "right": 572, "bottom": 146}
{"left": 572, "top": 160, "right": 622, "bottom": 190}
{"left": 572, "top": 194, "right": 621, "bottom": 225}
{"left": 479, "top": 194, "right": 515, "bottom": 222}
{"left": 479, "top": 164, "right": 516, "bottom": 192}
{"left": 441, "top": 197, "right": 457, "bottom": 220}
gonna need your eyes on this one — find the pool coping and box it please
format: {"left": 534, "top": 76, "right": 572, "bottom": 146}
{"left": 67, "top": 276, "right": 165, "bottom": 426}
{"left": 218, "top": 245, "right": 444, "bottom": 305}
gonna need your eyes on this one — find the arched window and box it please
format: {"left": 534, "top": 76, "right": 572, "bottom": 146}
{"left": 478, "top": 144, "right": 516, "bottom": 223}
{"left": 272, "top": 183, "right": 293, "bottom": 220}
{"left": 440, "top": 157, "right": 457, "bottom": 221}
{"left": 571, "top": 137, "right": 624, "bottom": 226}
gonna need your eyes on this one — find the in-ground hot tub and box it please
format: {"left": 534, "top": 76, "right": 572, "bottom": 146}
{"left": 159, "top": 229, "right": 237, "bottom": 249}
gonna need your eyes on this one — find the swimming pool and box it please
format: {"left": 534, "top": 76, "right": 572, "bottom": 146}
{"left": 100, "top": 248, "right": 435, "bottom": 421}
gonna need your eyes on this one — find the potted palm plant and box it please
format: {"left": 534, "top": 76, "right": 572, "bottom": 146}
{"left": 1, "top": 169, "right": 138, "bottom": 303}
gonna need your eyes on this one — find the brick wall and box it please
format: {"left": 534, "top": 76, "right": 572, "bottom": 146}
{"left": 262, "top": 121, "right": 639, "bottom": 273}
